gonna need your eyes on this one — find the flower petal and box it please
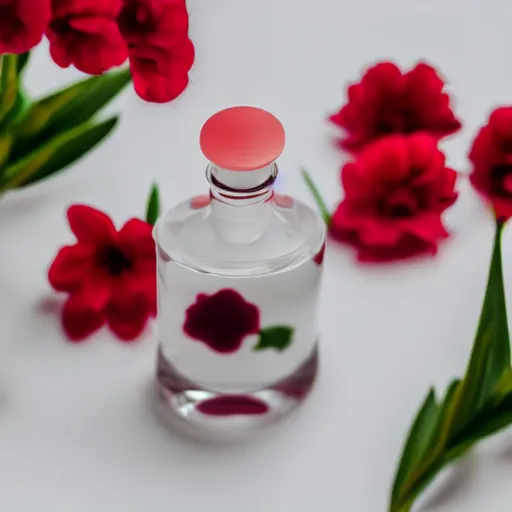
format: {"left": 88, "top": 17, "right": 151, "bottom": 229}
{"left": 48, "top": 244, "right": 94, "bottom": 292}
{"left": 62, "top": 293, "right": 105, "bottom": 342}
{"left": 356, "top": 235, "right": 436, "bottom": 263}
{"left": 74, "top": 278, "right": 112, "bottom": 312}
{"left": 401, "top": 214, "right": 449, "bottom": 243}
{"left": 358, "top": 219, "right": 402, "bottom": 246}
{"left": 67, "top": 205, "right": 117, "bottom": 245}
{"left": 129, "top": 38, "right": 194, "bottom": 103}
{"left": 118, "top": 218, "right": 154, "bottom": 257}
{"left": 106, "top": 294, "right": 152, "bottom": 342}
{"left": 363, "top": 135, "right": 410, "bottom": 183}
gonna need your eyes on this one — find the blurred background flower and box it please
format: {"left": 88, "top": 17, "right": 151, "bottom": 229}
{"left": 329, "top": 134, "right": 458, "bottom": 261}
{"left": 329, "top": 61, "right": 461, "bottom": 154}
{"left": 469, "top": 106, "right": 512, "bottom": 221}
{"left": 48, "top": 184, "right": 160, "bottom": 342}
{"left": 0, "top": 0, "right": 194, "bottom": 194}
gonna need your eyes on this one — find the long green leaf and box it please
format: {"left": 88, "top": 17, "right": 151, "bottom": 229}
{"left": 0, "top": 116, "right": 119, "bottom": 190}
{"left": 9, "top": 68, "right": 130, "bottom": 159}
{"left": 484, "top": 220, "right": 511, "bottom": 388}
{"left": 146, "top": 183, "right": 161, "bottom": 226}
{"left": 391, "top": 380, "right": 460, "bottom": 511}
{"left": 301, "top": 168, "right": 332, "bottom": 225}
{"left": 0, "top": 54, "right": 19, "bottom": 126}
{"left": 449, "top": 221, "right": 509, "bottom": 434}
{"left": 0, "top": 133, "right": 12, "bottom": 169}
{"left": 450, "top": 374, "right": 512, "bottom": 448}
{"left": 391, "top": 389, "right": 439, "bottom": 504}
{"left": 390, "top": 220, "right": 512, "bottom": 512}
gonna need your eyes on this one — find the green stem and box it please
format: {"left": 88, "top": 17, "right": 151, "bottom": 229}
{"left": 301, "top": 168, "right": 331, "bottom": 225}
{"left": 390, "top": 219, "right": 509, "bottom": 511}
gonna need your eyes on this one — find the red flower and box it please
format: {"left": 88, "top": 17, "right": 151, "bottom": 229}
{"left": 118, "top": 0, "right": 194, "bottom": 102}
{"left": 183, "top": 289, "right": 260, "bottom": 354}
{"left": 47, "top": 0, "right": 128, "bottom": 74}
{"left": 330, "top": 134, "right": 457, "bottom": 262}
{"left": 469, "top": 107, "right": 512, "bottom": 220}
{"left": 0, "top": 0, "right": 50, "bottom": 54}
{"left": 329, "top": 62, "right": 461, "bottom": 153}
{"left": 48, "top": 205, "right": 156, "bottom": 342}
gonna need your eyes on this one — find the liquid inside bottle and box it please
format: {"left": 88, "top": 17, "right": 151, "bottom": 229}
{"left": 153, "top": 107, "right": 325, "bottom": 439}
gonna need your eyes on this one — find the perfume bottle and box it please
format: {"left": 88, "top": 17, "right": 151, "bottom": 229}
{"left": 154, "top": 106, "right": 325, "bottom": 438}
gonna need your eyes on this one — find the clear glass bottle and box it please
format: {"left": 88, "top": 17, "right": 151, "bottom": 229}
{"left": 153, "top": 107, "right": 325, "bottom": 439}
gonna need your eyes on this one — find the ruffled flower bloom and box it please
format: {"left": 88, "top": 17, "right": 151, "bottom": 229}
{"left": 329, "top": 62, "right": 461, "bottom": 153}
{"left": 47, "top": 0, "right": 128, "bottom": 74}
{"left": 48, "top": 205, "right": 156, "bottom": 341}
{"left": 0, "top": 0, "right": 51, "bottom": 54}
{"left": 330, "top": 134, "right": 458, "bottom": 261}
{"left": 118, "top": 0, "right": 194, "bottom": 102}
{"left": 183, "top": 289, "right": 260, "bottom": 354}
{"left": 469, "top": 106, "right": 512, "bottom": 220}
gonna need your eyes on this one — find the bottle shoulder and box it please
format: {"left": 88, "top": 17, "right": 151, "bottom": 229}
{"left": 154, "top": 195, "right": 325, "bottom": 277}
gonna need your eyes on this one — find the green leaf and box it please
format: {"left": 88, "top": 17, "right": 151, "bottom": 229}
{"left": 449, "top": 221, "right": 509, "bottom": 435}
{"left": 0, "top": 116, "right": 119, "bottom": 190}
{"left": 390, "top": 380, "right": 460, "bottom": 511}
{"left": 16, "top": 52, "right": 30, "bottom": 75}
{"left": 253, "top": 325, "right": 294, "bottom": 352}
{"left": 9, "top": 68, "right": 130, "bottom": 158}
{"left": 389, "top": 221, "right": 512, "bottom": 512}
{"left": 449, "top": 373, "right": 512, "bottom": 449}
{"left": 301, "top": 168, "right": 331, "bottom": 225}
{"left": 0, "top": 54, "right": 19, "bottom": 126}
{"left": 146, "top": 183, "right": 161, "bottom": 226}
{"left": 0, "top": 133, "right": 12, "bottom": 169}
{"left": 391, "top": 389, "right": 440, "bottom": 504}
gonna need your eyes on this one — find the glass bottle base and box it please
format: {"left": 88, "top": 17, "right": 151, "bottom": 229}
{"left": 154, "top": 345, "right": 319, "bottom": 441}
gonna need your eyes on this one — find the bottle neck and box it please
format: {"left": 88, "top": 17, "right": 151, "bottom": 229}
{"left": 207, "top": 163, "right": 277, "bottom": 244}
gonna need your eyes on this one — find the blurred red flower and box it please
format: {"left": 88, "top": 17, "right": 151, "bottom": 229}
{"left": 469, "top": 106, "right": 512, "bottom": 220}
{"left": 0, "top": 0, "right": 50, "bottom": 54}
{"left": 48, "top": 205, "right": 156, "bottom": 342}
{"left": 118, "top": 0, "right": 194, "bottom": 102}
{"left": 329, "top": 62, "right": 461, "bottom": 153}
{"left": 47, "top": 0, "right": 128, "bottom": 75}
{"left": 330, "top": 134, "right": 457, "bottom": 262}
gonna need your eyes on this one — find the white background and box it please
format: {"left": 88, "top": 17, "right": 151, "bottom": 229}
{"left": 1, "top": 0, "right": 512, "bottom": 510}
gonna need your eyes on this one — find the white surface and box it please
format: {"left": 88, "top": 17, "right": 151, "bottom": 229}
{"left": 1, "top": 0, "right": 512, "bottom": 510}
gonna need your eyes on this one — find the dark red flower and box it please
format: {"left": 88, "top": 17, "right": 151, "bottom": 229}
{"left": 118, "top": 0, "right": 194, "bottom": 102}
{"left": 330, "top": 134, "right": 457, "bottom": 262}
{"left": 197, "top": 395, "right": 269, "bottom": 416}
{"left": 469, "top": 106, "right": 512, "bottom": 220}
{"left": 329, "top": 62, "right": 461, "bottom": 153}
{"left": 183, "top": 289, "right": 260, "bottom": 354}
{"left": 47, "top": 0, "right": 128, "bottom": 74}
{"left": 0, "top": 0, "right": 50, "bottom": 54}
{"left": 48, "top": 205, "right": 156, "bottom": 342}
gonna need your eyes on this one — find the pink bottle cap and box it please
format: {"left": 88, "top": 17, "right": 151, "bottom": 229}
{"left": 200, "top": 106, "right": 286, "bottom": 171}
